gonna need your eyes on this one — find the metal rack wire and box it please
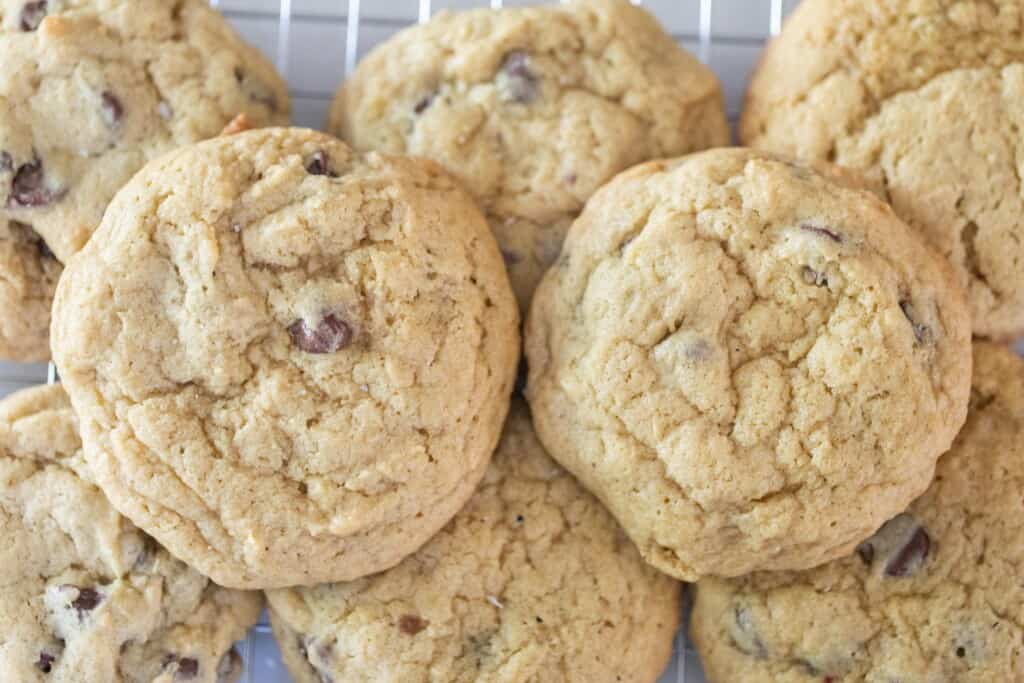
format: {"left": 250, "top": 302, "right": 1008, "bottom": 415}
{"left": 15, "top": 1, "right": 795, "bottom": 680}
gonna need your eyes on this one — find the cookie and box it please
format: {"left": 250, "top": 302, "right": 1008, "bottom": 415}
{"left": 741, "top": 0, "right": 1024, "bottom": 338}
{"left": 0, "top": 0, "right": 290, "bottom": 360}
{"left": 525, "top": 148, "right": 972, "bottom": 582}
{"left": 0, "top": 217, "right": 61, "bottom": 361}
{"left": 50, "top": 127, "right": 520, "bottom": 589}
{"left": 0, "top": 383, "right": 262, "bottom": 683}
{"left": 329, "top": 0, "right": 729, "bottom": 310}
{"left": 266, "top": 400, "right": 680, "bottom": 683}
{"left": 691, "top": 342, "right": 1024, "bottom": 682}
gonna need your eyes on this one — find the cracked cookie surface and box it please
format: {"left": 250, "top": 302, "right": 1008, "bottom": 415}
{"left": 51, "top": 128, "right": 520, "bottom": 589}
{"left": 524, "top": 148, "right": 972, "bottom": 581}
{"left": 0, "top": 0, "right": 289, "bottom": 359}
{"left": 267, "top": 400, "right": 679, "bottom": 683}
{"left": 0, "top": 384, "right": 261, "bottom": 683}
{"left": 691, "top": 343, "right": 1024, "bottom": 683}
{"left": 742, "top": 0, "right": 1024, "bottom": 338}
{"left": 329, "top": 0, "right": 729, "bottom": 310}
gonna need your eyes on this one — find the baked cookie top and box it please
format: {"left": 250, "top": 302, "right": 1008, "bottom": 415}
{"left": 267, "top": 400, "right": 680, "bottom": 683}
{"left": 691, "top": 342, "right": 1024, "bottom": 683}
{"left": 329, "top": 0, "right": 729, "bottom": 309}
{"left": 0, "top": 0, "right": 290, "bottom": 263}
{"left": 51, "top": 127, "right": 520, "bottom": 589}
{"left": 0, "top": 384, "right": 262, "bottom": 683}
{"left": 0, "top": 217, "right": 61, "bottom": 361}
{"left": 525, "top": 147, "right": 972, "bottom": 581}
{"left": 742, "top": 0, "right": 1024, "bottom": 338}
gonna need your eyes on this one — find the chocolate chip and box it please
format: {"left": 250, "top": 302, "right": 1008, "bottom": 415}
{"left": 498, "top": 51, "right": 539, "bottom": 104}
{"left": 398, "top": 614, "right": 428, "bottom": 635}
{"left": 69, "top": 587, "right": 102, "bottom": 616}
{"left": 101, "top": 91, "right": 124, "bottom": 129}
{"left": 288, "top": 314, "right": 353, "bottom": 354}
{"left": 35, "top": 652, "right": 55, "bottom": 673}
{"left": 732, "top": 605, "right": 767, "bottom": 659}
{"left": 306, "top": 152, "right": 336, "bottom": 177}
{"left": 801, "top": 265, "right": 828, "bottom": 287}
{"left": 8, "top": 158, "right": 66, "bottom": 208}
{"left": 801, "top": 223, "right": 843, "bottom": 243}
{"left": 856, "top": 513, "right": 932, "bottom": 578}
{"left": 413, "top": 94, "right": 434, "bottom": 114}
{"left": 20, "top": 0, "right": 47, "bottom": 31}
{"left": 163, "top": 654, "right": 199, "bottom": 679}
{"left": 899, "top": 299, "right": 932, "bottom": 345}
{"left": 515, "top": 514, "right": 524, "bottom": 523}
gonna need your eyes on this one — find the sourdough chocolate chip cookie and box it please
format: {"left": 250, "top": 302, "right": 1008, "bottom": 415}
{"left": 0, "top": 384, "right": 262, "bottom": 683}
{"left": 330, "top": 0, "right": 729, "bottom": 310}
{"left": 51, "top": 128, "right": 520, "bottom": 589}
{"left": 0, "top": 0, "right": 289, "bottom": 360}
{"left": 742, "top": 0, "right": 1024, "bottom": 338}
{"left": 267, "top": 400, "right": 679, "bottom": 683}
{"left": 691, "top": 343, "right": 1024, "bottom": 683}
{"left": 525, "top": 148, "right": 972, "bottom": 582}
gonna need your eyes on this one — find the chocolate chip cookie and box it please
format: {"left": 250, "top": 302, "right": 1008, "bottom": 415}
{"left": 266, "top": 400, "right": 679, "bottom": 683}
{"left": 51, "top": 128, "right": 520, "bottom": 589}
{"left": 742, "top": 0, "right": 1024, "bottom": 338}
{"left": 691, "top": 342, "right": 1024, "bottom": 683}
{"left": 330, "top": 0, "right": 729, "bottom": 310}
{"left": 525, "top": 148, "right": 972, "bottom": 581}
{"left": 0, "top": 0, "right": 290, "bottom": 360}
{"left": 0, "top": 384, "right": 262, "bottom": 683}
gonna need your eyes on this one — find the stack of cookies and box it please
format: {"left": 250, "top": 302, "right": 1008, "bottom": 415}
{"left": 1, "top": 0, "right": 1022, "bottom": 682}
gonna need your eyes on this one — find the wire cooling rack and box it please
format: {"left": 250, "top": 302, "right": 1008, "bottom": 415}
{"left": 0, "top": 1, "right": 807, "bottom": 681}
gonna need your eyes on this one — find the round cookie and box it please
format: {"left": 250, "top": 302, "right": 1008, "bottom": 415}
{"left": 0, "top": 217, "right": 61, "bottom": 361}
{"left": 0, "top": 383, "right": 262, "bottom": 683}
{"left": 51, "top": 127, "right": 520, "bottom": 589}
{"left": 525, "top": 148, "right": 972, "bottom": 582}
{"left": 0, "top": 0, "right": 290, "bottom": 360}
{"left": 329, "top": 0, "right": 729, "bottom": 310}
{"left": 691, "top": 343, "right": 1024, "bottom": 683}
{"left": 741, "top": 0, "right": 1024, "bottom": 338}
{"left": 266, "top": 400, "right": 680, "bottom": 683}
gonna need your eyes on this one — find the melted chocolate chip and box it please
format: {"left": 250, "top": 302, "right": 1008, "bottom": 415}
{"left": 306, "top": 151, "right": 336, "bottom": 177}
{"left": 101, "top": 91, "right": 124, "bottom": 128}
{"left": 801, "top": 223, "right": 843, "bottom": 243}
{"left": 288, "top": 314, "right": 353, "bottom": 354}
{"left": 732, "top": 605, "right": 767, "bottom": 659}
{"left": 498, "top": 51, "right": 539, "bottom": 104}
{"left": 899, "top": 299, "right": 932, "bottom": 345}
{"left": 70, "top": 587, "right": 102, "bottom": 616}
{"left": 8, "top": 158, "right": 66, "bottom": 208}
{"left": 413, "top": 94, "right": 434, "bottom": 114}
{"left": 20, "top": 0, "right": 48, "bottom": 31}
{"left": 856, "top": 513, "right": 932, "bottom": 578}
{"left": 801, "top": 265, "right": 828, "bottom": 288}
{"left": 398, "top": 614, "right": 428, "bottom": 635}
{"left": 35, "top": 652, "right": 55, "bottom": 673}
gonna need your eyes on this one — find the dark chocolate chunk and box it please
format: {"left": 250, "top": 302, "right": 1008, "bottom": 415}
{"left": 8, "top": 158, "right": 66, "bottom": 208}
{"left": 398, "top": 614, "right": 428, "bottom": 635}
{"left": 732, "top": 605, "right": 767, "bottom": 659}
{"left": 288, "top": 314, "right": 353, "bottom": 354}
{"left": 20, "top": 0, "right": 48, "bottom": 31}
{"left": 884, "top": 526, "right": 931, "bottom": 577}
{"left": 801, "top": 265, "right": 828, "bottom": 288}
{"left": 101, "top": 91, "right": 124, "bottom": 128}
{"left": 35, "top": 652, "right": 55, "bottom": 673}
{"left": 856, "top": 513, "right": 932, "bottom": 578}
{"left": 306, "top": 151, "right": 336, "bottom": 177}
{"left": 801, "top": 223, "right": 843, "bottom": 243}
{"left": 498, "top": 51, "right": 539, "bottom": 104}
{"left": 899, "top": 299, "right": 932, "bottom": 345}
{"left": 69, "top": 587, "right": 102, "bottom": 616}
{"left": 413, "top": 94, "right": 434, "bottom": 114}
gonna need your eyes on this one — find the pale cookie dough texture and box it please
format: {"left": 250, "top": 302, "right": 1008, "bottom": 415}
{"left": 51, "top": 128, "right": 520, "bottom": 589}
{"left": 742, "top": 0, "right": 1024, "bottom": 339}
{"left": 267, "top": 401, "right": 680, "bottom": 683}
{"left": 0, "top": 0, "right": 290, "bottom": 360}
{"left": 329, "top": 0, "right": 729, "bottom": 310}
{"left": 525, "top": 148, "right": 973, "bottom": 582}
{"left": 691, "top": 343, "right": 1024, "bottom": 683}
{"left": 0, "top": 384, "right": 262, "bottom": 683}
